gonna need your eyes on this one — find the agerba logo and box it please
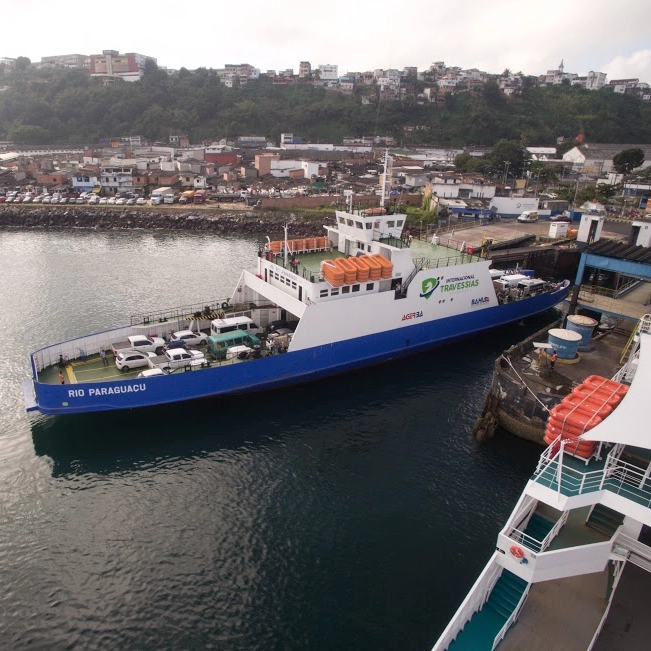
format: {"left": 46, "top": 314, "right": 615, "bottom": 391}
{"left": 420, "top": 277, "right": 440, "bottom": 299}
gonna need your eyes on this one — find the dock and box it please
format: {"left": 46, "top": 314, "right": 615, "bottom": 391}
{"left": 474, "top": 319, "right": 633, "bottom": 444}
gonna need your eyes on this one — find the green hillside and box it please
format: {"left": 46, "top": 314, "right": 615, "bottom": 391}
{"left": 1, "top": 62, "right": 650, "bottom": 147}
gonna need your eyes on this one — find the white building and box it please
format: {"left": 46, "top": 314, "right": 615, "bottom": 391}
{"left": 299, "top": 61, "right": 311, "bottom": 78}
{"left": 318, "top": 64, "right": 338, "bottom": 80}
{"left": 428, "top": 176, "right": 496, "bottom": 199}
{"left": 40, "top": 53, "right": 89, "bottom": 69}
{"left": 71, "top": 172, "right": 100, "bottom": 192}
{"left": 586, "top": 71, "right": 607, "bottom": 90}
{"left": 563, "top": 143, "right": 651, "bottom": 174}
{"left": 100, "top": 165, "right": 135, "bottom": 194}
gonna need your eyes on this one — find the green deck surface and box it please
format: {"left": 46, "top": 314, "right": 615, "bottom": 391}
{"left": 38, "top": 349, "right": 264, "bottom": 385}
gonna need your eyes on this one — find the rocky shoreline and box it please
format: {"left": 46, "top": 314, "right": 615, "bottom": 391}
{"left": 0, "top": 206, "right": 333, "bottom": 236}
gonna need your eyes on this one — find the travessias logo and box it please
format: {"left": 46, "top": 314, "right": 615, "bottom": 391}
{"left": 420, "top": 277, "right": 440, "bottom": 299}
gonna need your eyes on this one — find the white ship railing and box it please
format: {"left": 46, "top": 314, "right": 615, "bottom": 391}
{"left": 508, "top": 510, "right": 569, "bottom": 554}
{"left": 491, "top": 584, "right": 530, "bottom": 651}
{"left": 534, "top": 440, "right": 651, "bottom": 505}
{"left": 432, "top": 553, "right": 501, "bottom": 651}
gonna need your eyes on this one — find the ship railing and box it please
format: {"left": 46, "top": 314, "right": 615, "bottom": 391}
{"left": 491, "top": 584, "right": 531, "bottom": 651}
{"left": 432, "top": 554, "right": 502, "bottom": 651}
{"left": 613, "top": 532, "right": 651, "bottom": 572}
{"left": 600, "top": 458, "right": 651, "bottom": 508}
{"left": 508, "top": 510, "right": 569, "bottom": 554}
{"left": 534, "top": 440, "right": 651, "bottom": 504}
{"left": 425, "top": 252, "right": 480, "bottom": 269}
{"left": 400, "top": 258, "right": 426, "bottom": 294}
{"left": 577, "top": 283, "right": 637, "bottom": 302}
{"left": 130, "top": 300, "right": 278, "bottom": 326}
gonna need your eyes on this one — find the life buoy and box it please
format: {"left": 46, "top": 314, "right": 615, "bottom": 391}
{"left": 510, "top": 545, "right": 525, "bottom": 559}
{"left": 221, "top": 302, "right": 229, "bottom": 309}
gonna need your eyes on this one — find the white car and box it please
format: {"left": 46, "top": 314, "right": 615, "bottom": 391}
{"left": 99, "top": 197, "right": 108, "bottom": 205}
{"left": 136, "top": 197, "right": 147, "bottom": 205}
{"left": 169, "top": 330, "right": 209, "bottom": 347}
{"left": 107, "top": 197, "right": 117, "bottom": 204}
{"left": 115, "top": 198, "right": 126, "bottom": 205}
{"left": 138, "top": 368, "right": 166, "bottom": 378}
{"left": 115, "top": 350, "right": 156, "bottom": 371}
{"left": 88, "top": 196, "right": 99, "bottom": 204}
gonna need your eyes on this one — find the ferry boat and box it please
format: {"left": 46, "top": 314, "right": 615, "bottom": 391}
{"left": 434, "top": 318, "right": 651, "bottom": 650}
{"left": 22, "top": 195, "right": 570, "bottom": 416}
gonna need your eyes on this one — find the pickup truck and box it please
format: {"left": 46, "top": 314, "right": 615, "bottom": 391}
{"left": 111, "top": 335, "right": 166, "bottom": 357}
{"left": 147, "top": 348, "right": 206, "bottom": 371}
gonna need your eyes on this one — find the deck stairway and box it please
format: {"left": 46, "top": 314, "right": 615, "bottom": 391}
{"left": 586, "top": 504, "right": 624, "bottom": 537}
{"left": 522, "top": 513, "right": 555, "bottom": 552}
{"left": 448, "top": 570, "right": 528, "bottom": 650}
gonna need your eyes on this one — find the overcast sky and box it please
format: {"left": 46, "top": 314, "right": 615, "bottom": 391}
{"left": 3, "top": 0, "right": 650, "bottom": 83}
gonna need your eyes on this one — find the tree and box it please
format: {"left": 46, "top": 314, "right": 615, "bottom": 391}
{"left": 15, "top": 56, "right": 31, "bottom": 71}
{"left": 489, "top": 139, "right": 528, "bottom": 179}
{"left": 595, "top": 184, "right": 620, "bottom": 200}
{"left": 8, "top": 124, "right": 51, "bottom": 144}
{"left": 613, "top": 147, "right": 645, "bottom": 174}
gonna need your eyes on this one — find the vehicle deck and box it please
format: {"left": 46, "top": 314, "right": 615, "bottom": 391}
{"left": 40, "top": 348, "right": 265, "bottom": 385}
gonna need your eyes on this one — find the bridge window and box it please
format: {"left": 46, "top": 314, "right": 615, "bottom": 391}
{"left": 352, "top": 284, "right": 360, "bottom": 292}
{"left": 342, "top": 286, "right": 350, "bottom": 294}
{"left": 355, "top": 222, "right": 363, "bottom": 229}
{"left": 331, "top": 289, "right": 339, "bottom": 296}
{"left": 366, "top": 283, "right": 374, "bottom": 291}
{"left": 387, "top": 221, "right": 395, "bottom": 228}
{"left": 320, "top": 289, "right": 328, "bottom": 297}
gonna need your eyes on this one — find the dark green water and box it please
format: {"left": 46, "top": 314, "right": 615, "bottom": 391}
{"left": 0, "top": 229, "right": 553, "bottom": 650}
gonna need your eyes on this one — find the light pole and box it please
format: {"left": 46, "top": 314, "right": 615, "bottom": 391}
{"left": 503, "top": 161, "right": 511, "bottom": 186}
{"left": 572, "top": 174, "right": 580, "bottom": 210}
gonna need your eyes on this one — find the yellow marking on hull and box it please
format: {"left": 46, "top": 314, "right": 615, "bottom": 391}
{"left": 65, "top": 366, "right": 76, "bottom": 384}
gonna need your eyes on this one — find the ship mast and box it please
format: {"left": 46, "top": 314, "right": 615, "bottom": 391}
{"left": 380, "top": 148, "right": 392, "bottom": 209}
{"left": 283, "top": 223, "right": 289, "bottom": 267}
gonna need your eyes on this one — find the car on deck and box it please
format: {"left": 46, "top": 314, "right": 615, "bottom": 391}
{"left": 169, "top": 330, "right": 209, "bottom": 347}
{"left": 115, "top": 350, "right": 156, "bottom": 371}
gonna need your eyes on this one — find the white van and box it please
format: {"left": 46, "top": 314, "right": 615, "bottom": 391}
{"left": 517, "top": 211, "right": 539, "bottom": 223}
{"left": 517, "top": 279, "right": 548, "bottom": 296}
{"left": 210, "top": 316, "right": 261, "bottom": 336}
{"left": 493, "top": 274, "right": 530, "bottom": 291}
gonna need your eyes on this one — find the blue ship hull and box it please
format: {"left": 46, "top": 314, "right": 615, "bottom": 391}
{"left": 29, "top": 284, "right": 569, "bottom": 415}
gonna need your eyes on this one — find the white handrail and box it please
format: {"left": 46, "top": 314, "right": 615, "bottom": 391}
{"left": 491, "top": 584, "right": 531, "bottom": 651}
{"left": 432, "top": 554, "right": 501, "bottom": 651}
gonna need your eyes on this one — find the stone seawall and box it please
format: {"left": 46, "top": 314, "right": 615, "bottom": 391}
{"left": 0, "top": 206, "right": 333, "bottom": 237}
